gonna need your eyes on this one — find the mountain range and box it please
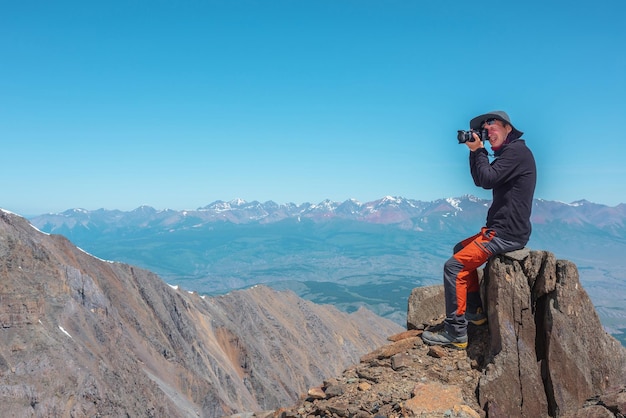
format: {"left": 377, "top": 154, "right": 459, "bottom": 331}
{"left": 29, "top": 195, "right": 626, "bottom": 343}
{"left": 30, "top": 195, "right": 626, "bottom": 228}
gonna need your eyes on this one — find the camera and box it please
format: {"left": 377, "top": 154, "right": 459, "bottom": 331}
{"left": 457, "top": 129, "right": 488, "bottom": 144}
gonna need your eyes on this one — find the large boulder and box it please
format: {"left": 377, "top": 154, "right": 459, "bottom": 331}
{"left": 406, "top": 284, "right": 445, "bottom": 329}
{"left": 481, "top": 250, "right": 626, "bottom": 417}
{"left": 407, "top": 249, "right": 626, "bottom": 417}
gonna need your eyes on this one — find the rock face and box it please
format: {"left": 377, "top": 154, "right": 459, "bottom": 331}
{"left": 406, "top": 249, "right": 626, "bottom": 417}
{"left": 0, "top": 210, "right": 402, "bottom": 417}
{"left": 479, "top": 249, "right": 626, "bottom": 417}
{"left": 276, "top": 250, "right": 626, "bottom": 417}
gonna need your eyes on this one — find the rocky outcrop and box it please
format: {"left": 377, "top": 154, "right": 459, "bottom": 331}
{"left": 0, "top": 210, "right": 402, "bottom": 417}
{"left": 406, "top": 249, "right": 626, "bottom": 417}
{"left": 478, "top": 249, "right": 626, "bottom": 417}
{"left": 265, "top": 328, "right": 486, "bottom": 418}
{"left": 274, "top": 249, "right": 626, "bottom": 417}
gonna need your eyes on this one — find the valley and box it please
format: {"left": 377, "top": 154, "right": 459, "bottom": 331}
{"left": 29, "top": 196, "right": 626, "bottom": 345}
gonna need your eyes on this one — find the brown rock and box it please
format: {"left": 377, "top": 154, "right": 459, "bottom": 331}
{"left": 324, "top": 384, "right": 344, "bottom": 398}
{"left": 405, "top": 382, "right": 464, "bottom": 415}
{"left": 479, "top": 250, "right": 626, "bottom": 418}
{"left": 390, "top": 352, "right": 412, "bottom": 370}
{"left": 562, "top": 385, "right": 626, "bottom": 417}
{"left": 597, "top": 386, "right": 626, "bottom": 414}
{"left": 452, "top": 404, "right": 482, "bottom": 418}
{"left": 306, "top": 386, "right": 325, "bottom": 400}
{"left": 357, "top": 382, "right": 372, "bottom": 392}
{"left": 561, "top": 405, "right": 614, "bottom": 417}
{"left": 360, "top": 337, "right": 419, "bottom": 362}
{"left": 427, "top": 345, "right": 448, "bottom": 358}
{"left": 326, "top": 402, "right": 350, "bottom": 417}
{"left": 543, "top": 260, "right": 626, "bottom": 415}
{"left": 387, "top": 329, "right": 422, "bottom": 342}
{"left": 479, "top": 252, "right": 549, "bottom": 417}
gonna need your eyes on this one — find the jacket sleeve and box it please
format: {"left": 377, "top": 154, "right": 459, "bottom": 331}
{"left": 470, "top": 145, "right": 520, "bottom": 189}
{"left": 469, "top": 148, "right": 489, "bottom": 187}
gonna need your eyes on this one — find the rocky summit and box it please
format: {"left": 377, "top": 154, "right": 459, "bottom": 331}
{"left": 268, "top": 250, "right": 626, "bottom": 418}
{"left": 0, "top": 210, "right": 401, "bottom": 417}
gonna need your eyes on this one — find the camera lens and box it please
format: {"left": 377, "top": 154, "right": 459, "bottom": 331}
{"left": 457, "top": 130, "right": 473, "bottom": 144}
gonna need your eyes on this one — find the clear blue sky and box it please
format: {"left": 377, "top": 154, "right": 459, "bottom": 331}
{"left": 2, "top": 1, "right": 625, "bottom": 216}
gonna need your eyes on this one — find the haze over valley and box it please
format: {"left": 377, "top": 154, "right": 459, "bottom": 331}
{"left": 29, "top": 195, "right": 626, "bottom": 345}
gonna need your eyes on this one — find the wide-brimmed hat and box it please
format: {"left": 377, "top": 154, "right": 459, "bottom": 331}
{"left": 470, "top": 110, "right": 523, "bottom": 138}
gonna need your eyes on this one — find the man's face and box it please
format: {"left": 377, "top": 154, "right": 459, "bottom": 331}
{"left": 483, "top": 118, "right": 513, "bottom": 150}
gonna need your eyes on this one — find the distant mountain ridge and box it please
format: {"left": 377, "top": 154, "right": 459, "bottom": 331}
{"left": 33, "top": 195, "right": 480, "bottom": 228}
{"left": 32, "top": 195, "right": 626, "bottom": 231}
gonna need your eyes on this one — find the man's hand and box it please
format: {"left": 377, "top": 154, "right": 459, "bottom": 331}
{"left": 465, "top": 132, "right": 485, "bottom": 152}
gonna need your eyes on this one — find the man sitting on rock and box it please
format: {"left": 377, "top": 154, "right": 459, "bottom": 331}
{"left": 422, "top": 110, "right": 537, "bottom": 349}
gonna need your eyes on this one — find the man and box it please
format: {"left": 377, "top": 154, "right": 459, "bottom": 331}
{"left": 422, "top": 110, "right": 537, "bottom": 349}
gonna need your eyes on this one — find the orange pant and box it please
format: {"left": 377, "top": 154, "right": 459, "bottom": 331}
{"left": 443, "top": 227, "right": 523, "bottom": 337}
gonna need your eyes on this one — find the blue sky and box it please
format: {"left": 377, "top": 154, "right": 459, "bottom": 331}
{"left": 2, "top": 1, "right": 625, "bottom": 216}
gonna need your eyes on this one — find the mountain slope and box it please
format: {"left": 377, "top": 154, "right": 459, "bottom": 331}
{"left": 0, "top": 210, "right": 401, "bottom": 416}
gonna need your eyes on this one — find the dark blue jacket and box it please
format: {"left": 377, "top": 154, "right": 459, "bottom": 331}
{"left": 469, "top": 139, "right": 537, "bottom": 244}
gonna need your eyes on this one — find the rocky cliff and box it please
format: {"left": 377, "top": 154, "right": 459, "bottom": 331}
{"left": 0, "top": 209, "right": 402, "bottom": 417}
{"left": 273, "top": 250, "right": 626, "bottom": 417}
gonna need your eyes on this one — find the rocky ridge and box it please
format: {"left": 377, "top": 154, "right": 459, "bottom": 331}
{"left": 264, "top": 250, "right": 626, "bottom": 418}
{"left": 0, "top": 209, "right": 402, "bottom": 417}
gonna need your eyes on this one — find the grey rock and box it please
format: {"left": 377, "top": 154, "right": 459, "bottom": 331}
{"left": 406, "top": 284, "right": 445, "bottom": 329}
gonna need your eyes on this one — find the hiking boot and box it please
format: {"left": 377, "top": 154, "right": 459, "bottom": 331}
{"left": 425, "top": 322, "right": 445, "bottom": 332}
{"left": 466, "top": 308, "right": 487, "bottom": 326}
{"left": 422, "top": 329, "right": 468, "bottom": 350}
